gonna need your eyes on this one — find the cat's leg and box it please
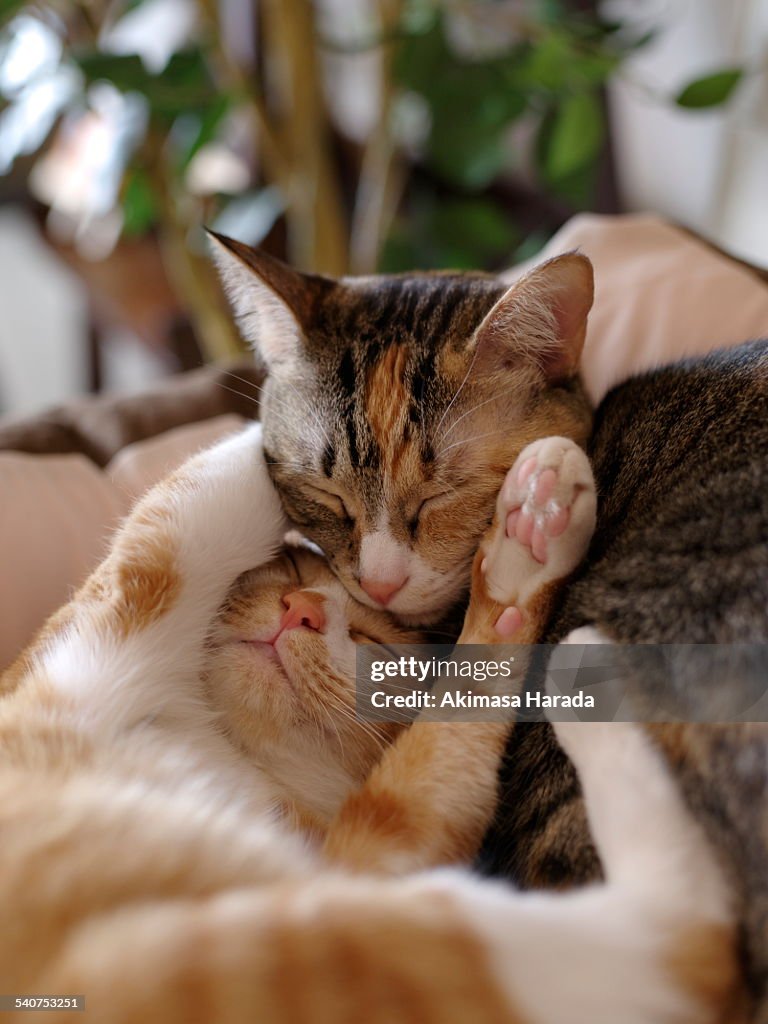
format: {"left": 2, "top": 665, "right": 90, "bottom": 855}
{"left": 425, "top": 718, "right": 739, "bottom": 1024}
{"left": 3, "top": 425, "right": 287, "bottom": 732}
{"left": 323, "top": 440, "right": 596, "bottom": 875}
{"left": 459, "top": 435, "right": 596, "bottom": 645}
{"left": 321, "top": 713, "right": 509, "bottom": 872}
{"left": 39, "top": 722, "right": 738, "bottom": 1024}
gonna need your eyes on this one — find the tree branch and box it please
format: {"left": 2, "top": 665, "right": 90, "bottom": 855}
{"left": 350, "top": 0, "right": 405, "bottom": 274}
{"left": 261, "top": 0, "right": 349, "bottom": 274}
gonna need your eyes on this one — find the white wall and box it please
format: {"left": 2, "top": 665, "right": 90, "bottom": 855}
{"left": 0, "top": 206, "right": 88, "bottom": 415}
{"left": 607, "top": 0, "right": 768, "bottom": 268}
{"left": 0, "top": 206, "right": 169, "bottom": 416}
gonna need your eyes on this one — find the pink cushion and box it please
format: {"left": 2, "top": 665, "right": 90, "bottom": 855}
{"left": 0, "top": 453, "right": 123, "bottom": 671}
{"left": 508, "top": 213, "right": 768, "bottom": 404}
{"left": 0, "top": 415, "right": 246, "bottom": 671}
{"left": 107, "top": 415, "right": 247, "bottom": 502}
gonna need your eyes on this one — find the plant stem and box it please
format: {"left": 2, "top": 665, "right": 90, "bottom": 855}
{"left": 350, "top": 0, "right": 405, "bottom": 274}
{"left": 146, "top": 136, "right": 244, "bottom": 362}
{"left": 261, "top": 0, "right": 349, "bottom": 274}
{"left": 198, "top": 0, "right": 293, "bottom": 188}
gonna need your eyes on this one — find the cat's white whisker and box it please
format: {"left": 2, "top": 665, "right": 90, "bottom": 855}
{"left": 436, "top": 429, "right": 511, "bottom": 459}
{"left": 433, "top": 344, "right": 481, "bottom": 441}
{"left": 215, "top": 381, "right": 260, "bottom": 407}
{"left": 217, "top": 374, "right": 329, "bottom": 452}
{"left": 437, "top": 393, "right": 503, "bottom": 445}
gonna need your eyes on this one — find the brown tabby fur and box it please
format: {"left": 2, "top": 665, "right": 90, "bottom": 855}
{"left": 209, "top": 233, "right": 593, "bottom": 626}
{"left": 482, "top": 340, "right": 768, "bottom": 1020}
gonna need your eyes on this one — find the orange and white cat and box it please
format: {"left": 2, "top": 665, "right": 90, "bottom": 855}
{"left": 0, "top": 426, "right": 736, "bottom": 1022}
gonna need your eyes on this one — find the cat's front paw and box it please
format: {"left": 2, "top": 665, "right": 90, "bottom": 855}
{"left": 137, "top": 423, "right": 288, "bottom": 577}
{"left": 481, "top": 436, "right": 596, "bottom": 621}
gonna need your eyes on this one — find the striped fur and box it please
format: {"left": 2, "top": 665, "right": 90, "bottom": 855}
{"left": 0, "top": 428, "right": 738, "bottom": 1022}
{"left": 210, "top": 236, "right": 593, "bottom": 625}
{"left": 483, "top": 341, "right": 768, "bottom": 1017}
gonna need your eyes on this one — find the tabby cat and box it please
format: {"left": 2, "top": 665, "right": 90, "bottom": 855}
{"left": 210, "top": 237, "right": 765, "bottom": 1016}
{"left": 0, "top": 426, "right": 736, "bottom": 1022}
{"left": 209, "top": 231, "right": 593, "bottom": 625}
{"left": 482, "top": 339, "right": 768, "bottom": 1021}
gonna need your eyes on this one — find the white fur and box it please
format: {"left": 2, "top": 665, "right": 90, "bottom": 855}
{"left": 484, "top": 436, "right": 596, "bottom": 607}
{"left": 42, "top": 424, "right": 288, "bottom": 737}
{"left": 208, "top": 235, "right": 302, "bottom": 363}
{"left": 358, "top": 518, "right": 411, "bottom": 591}
{"left": 356, "top": 516, "right": 470, "bottom": 621}
{"left": 412, "top": 712, "right": 732, "bottom": 1024}
{"left": 28, "top": 429, "right": 734, "bottom": 1022}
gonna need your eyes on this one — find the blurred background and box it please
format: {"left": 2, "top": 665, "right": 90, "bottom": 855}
{"left": 0, "top": 0, "right": 766, "bottom": 415}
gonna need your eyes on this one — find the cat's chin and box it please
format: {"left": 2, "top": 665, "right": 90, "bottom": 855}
{"left": 372, "top": 585, "right": 466, "bottom": 628}
{"left": 231, "top": 639, "right": 298, "bottom": 695}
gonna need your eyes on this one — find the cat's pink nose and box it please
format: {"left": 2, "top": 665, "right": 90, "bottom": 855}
{"left": 279, "top": 591, "right": 326, "bottom": 634}
{"left": 360, "top": 577, "right": 408, "bottom": 606}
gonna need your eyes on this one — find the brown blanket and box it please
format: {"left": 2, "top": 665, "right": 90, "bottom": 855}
{"left": 0, "top": 361, "right": 263, "bottom": 466}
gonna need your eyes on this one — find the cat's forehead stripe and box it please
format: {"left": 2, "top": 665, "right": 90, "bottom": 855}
{"left": 319, "top": 275, "right": 507, "bottom": 479}
{"left": 365, "top": 345, "right": 412, "bottom": 473}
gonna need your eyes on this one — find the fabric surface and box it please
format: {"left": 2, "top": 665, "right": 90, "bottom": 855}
{"left": 0, "top": 453, "right": 123, "bottom": 671}
{"left": 0, "top": 415, "right": 246, "bottom": 670}
{"left": 504, "top": 213, "right": 768, "bottom": 404}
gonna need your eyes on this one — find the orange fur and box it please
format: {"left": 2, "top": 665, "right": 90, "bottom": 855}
{"left": 366, "top": 344, "right": 411, "bottom": 468}
{"left": 0, "top": 424, "right": 738, "bottom": 1024}
{"left": 665, "top": 924, "right": 744, "bottom": 1024}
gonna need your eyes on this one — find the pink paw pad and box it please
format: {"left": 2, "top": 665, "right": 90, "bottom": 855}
{"left": 495, "top": 606, "right": 523, "bottom": 637}
{"left": 505, "top": 463, "right": 572, "bottom": 564}
{"left": 481, "top": 437, "right": 596, "bottom": 611}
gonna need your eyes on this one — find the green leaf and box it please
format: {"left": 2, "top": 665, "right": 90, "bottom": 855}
{"left": 543, "top": 91, "right": 603, "bottom": 181}
{"left": 519, "top": 32, "right": 619, "bottom": 93}
{"left": 395, "top": 15, "right": 527, "bottom": 188}
{"left": 523, "top": 33, "right": 572, "bottom": 91}
{"left": 394, "top": 15, "right": 451, "bottom": 94}
{"left": 428, "top": 98, "right": 514, "bottom": 189}
{"left": 675, "top": 69, "right": 743, "bottom": 108}
{"left": 175, "top": 93, "right": 232, "bottom": 171}
{"left": 74, "top": 49, "right": 214, "bottom": 120}
{"left": 75, "top": 53, "right": 151, "bottom": 92}
{"left": 400, "top": 0, "right": 439, "bottom": 36}
{"left": 122, "top": 167, "right": 158, "bottom": 235}
{"left": 381, "top": 196, "right": 519, "bottom": 272}
{"left": 0, "top": 0, "right": 25, "bottom": 27}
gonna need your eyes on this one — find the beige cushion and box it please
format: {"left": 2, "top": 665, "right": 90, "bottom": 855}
{"left": 0, "top": 453, "right": 122, "bottom": 671}
{"left": 0, "top": 415, "right": 246, "bottom": 671}
{"left": 107, "top": 414, "right": 246, "bottom": 503}
{"left": 505, "top": 213, "right": 768, "bottom": 404}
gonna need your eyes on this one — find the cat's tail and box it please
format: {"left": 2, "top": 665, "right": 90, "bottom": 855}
{"left": 555, "top": 718, "right": 741, "bottom": 1021}
{"left": 434, "top": 715, "right": 741, "bottom": 1024}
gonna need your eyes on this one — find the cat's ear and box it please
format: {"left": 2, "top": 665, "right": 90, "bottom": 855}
{"left": 207, "top": 231, "right": 328, "bottom": 366}
{"left": 473, "top": 252, "right": 594, "bottom": 381}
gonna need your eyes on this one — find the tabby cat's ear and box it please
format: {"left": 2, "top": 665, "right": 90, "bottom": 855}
{"left": 207, "top": 231, "right": 328, "bottom": 366}
{"left": 473, "top": 252, "right": 594, "bottom": 380}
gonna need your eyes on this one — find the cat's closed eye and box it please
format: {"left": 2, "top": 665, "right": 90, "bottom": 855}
{"left": 307, "top": 485, "right": 355, "bottom": 522}
{"left": 408, "top": 490, "right": 454, "bottom": 534}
